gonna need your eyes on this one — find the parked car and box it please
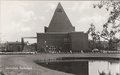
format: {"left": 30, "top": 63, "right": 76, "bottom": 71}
{"left": 92, "top": 49, "right": 99, "bottom": 53}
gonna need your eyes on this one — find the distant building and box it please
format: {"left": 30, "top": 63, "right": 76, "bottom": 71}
{"left": 5, "top": 41, "right": 22, "bottom": 52}
{"left": 0, "top": 43, "right": 6, "bottom": 52}
{"left": 23, "top": 43, "right": 37, "bottom": 52}
{"left": 37, "top": 3, "right": 89, "bottom": 52}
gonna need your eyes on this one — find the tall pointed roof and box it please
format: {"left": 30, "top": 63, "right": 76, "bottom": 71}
{"left": 45, "top": 3, "right": 75, "bottom": 32}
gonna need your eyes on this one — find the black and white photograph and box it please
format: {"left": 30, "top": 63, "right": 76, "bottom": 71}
{"left": 0, "top": 0, "right": 120, "bottom": 75}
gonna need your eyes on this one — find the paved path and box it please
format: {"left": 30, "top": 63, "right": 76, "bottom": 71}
{"left": 0, "top": 55, "right": 73, "bottom": 75}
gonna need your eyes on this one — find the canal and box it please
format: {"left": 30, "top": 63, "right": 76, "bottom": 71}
{"left": 35, "top": 59, "right": 120, "bottom": 75}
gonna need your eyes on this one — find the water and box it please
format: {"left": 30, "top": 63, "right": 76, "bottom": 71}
{"left": 36, "top": 59, "right": 120, "bottom": 75}
{"left": 89, "top": 61, "right": 120, "bottom": 75}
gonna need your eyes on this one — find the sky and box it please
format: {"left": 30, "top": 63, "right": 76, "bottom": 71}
{"left": 0, "top": 0, "right": 113, "bottom": 43}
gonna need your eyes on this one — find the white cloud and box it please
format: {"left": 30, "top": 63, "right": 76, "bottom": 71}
{"left": 22, "top": 11, "right": 35, "bottom": 22}
{"left": 39, "top": 16, "right": 46, "bottom": 21}
{"left": 21, "top": 27, "right": 31, "bottom": 32}
{"left": 49, "top": 3, "right": 56, "bottom": 9}
{"left": 78, "top": 15, "right": 106, "bottom": 23}
{"left": 71, "top": 2, "right": 80, "bottom": 12}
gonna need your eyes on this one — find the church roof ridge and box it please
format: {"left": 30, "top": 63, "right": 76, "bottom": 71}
{"left": 45, "top": 2, "right": 75, "bottom": 32}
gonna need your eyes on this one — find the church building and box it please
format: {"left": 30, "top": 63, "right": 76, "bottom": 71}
{"left": 37, "top": 3, "right": 88, "bottom": 52}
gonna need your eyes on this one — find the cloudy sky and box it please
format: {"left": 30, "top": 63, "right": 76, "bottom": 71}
{"left": 1, "top": 0, "right": 111, "bottom": 43}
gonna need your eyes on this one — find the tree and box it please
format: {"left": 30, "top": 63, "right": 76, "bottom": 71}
{"left": 89, "top": 0, "right": 120, "bottom": 50}
{"left": 87, "top": 23, "right": 102, "bottom": 50}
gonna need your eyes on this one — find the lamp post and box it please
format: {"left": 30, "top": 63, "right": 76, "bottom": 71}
{"left": 44, "top": 41, "right": 48, "bottom": 52}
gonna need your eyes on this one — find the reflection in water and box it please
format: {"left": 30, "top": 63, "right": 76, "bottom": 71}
{"left": 37, "top": 61, "right": 89, "bottom": 75}
{"left": 89, "top": 61, "right": 120, "bottom": 75}
{"left": 35, "top": 60, "right": 120, "bottom": 75}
